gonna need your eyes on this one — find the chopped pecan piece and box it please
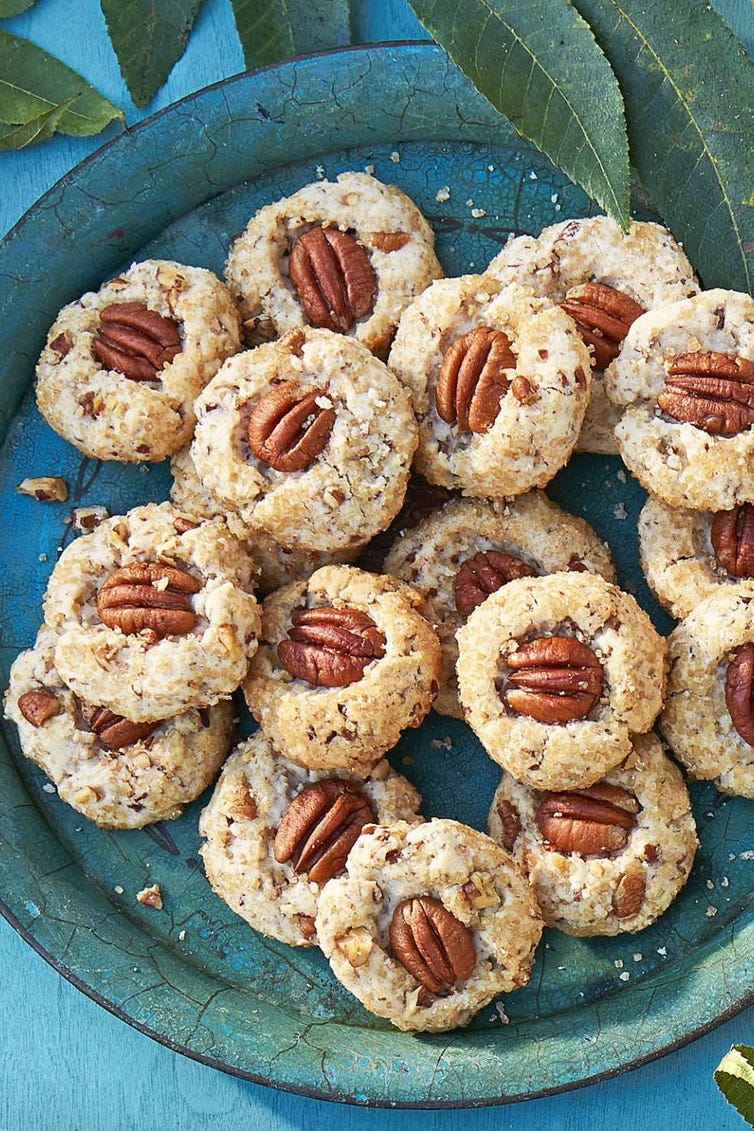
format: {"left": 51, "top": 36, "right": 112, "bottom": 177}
{"left": 435, "top": 325, "right": 515, "bottom": 433}
{"left": 18, "top": 690, "right": 62, "bottom": 727}
{"left": 93, "top": 301, "right": 181, "bottom": 381}
{"left": 278, "top": 605, "right": 386, "bottom": 687}
{"left": 560, "top": 282, "right": 644, "bottom": 370}
{"left": 454, "top": 549, "right": 537, "bottom": 617}
{"left": 288, "top": 226, "right": 376, "bottom": 332}
{"left": 370, "top": 231, "right": 410, "bottom": 252}
{"left": 495, "top": 798, "right": 521, "bottom": 852}
{"left": 711, "top": 504, "right": 754, "bottom": 577}
{"left": 657, "top": 351, "right": 754, "bottom": 436}
{"left": 535, "top": 783, "right": 639, "bottom": 855}
{"left": 612, "top": 862, "right": 646, "bottom": 918}
{"left": 16, "top": 476, "right": 68, "bottom": 502}
{"left": 725, "top": 643, "right": 754, "bottom": 745}
{"left": 79, "top": 702, "right": 158, "bottom": 750}
{"left": 274, "top": 778, "right": 375, "bottom": 884}
{"left": 96, "top": 562, "right": 200, "bottom": 637}
{"left": 390, "top": 895, "right": 475, "bottom": 993}
{"left": 505, "top": 635, "right": 603, "bottom": 723}
{"left": 248, "top": 381, "right": 335, "bottom": 472}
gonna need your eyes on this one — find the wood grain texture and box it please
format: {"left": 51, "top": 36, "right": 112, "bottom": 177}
{"left": 1, "top": 0, "right": 754, "bottom": 1127}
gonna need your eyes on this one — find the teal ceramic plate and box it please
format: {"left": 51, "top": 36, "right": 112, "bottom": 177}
{"left": 1, "top": 44, "right": 753, "bottom": 1109}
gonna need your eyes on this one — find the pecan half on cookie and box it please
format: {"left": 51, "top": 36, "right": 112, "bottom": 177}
{"left": 288, "top": 227, "right": 376, "bottom": 333}
{"left": 278, "top": 605, "right": 386, "bottom": 687}
{"left": 96, "top": 562, "right": 200, "bottom": 638}
{"left": 658, "top": 351, "right": 754, "bottom": 436}
{"left": 535, "top": 783, "right": 640, "bottom": 855}
{"left": 560, "top": 282, "right": 643, "bottom": 370}
{"left": 247, "top": 381, "right": 335, "bottom": 472}
{"left": 93, "top": 302, "right": 181, "bottom": 380}
{"left": 390, "top": 895, "right": 476, "bottom": 994}
{"left": 274, "top": 778, "right": 376, "bottom": 884}
{"left": 435, "top": 326, "right": 515, "bottom": 433}
{"left": 504, "top": 635, "right": 603, "bottom": 723}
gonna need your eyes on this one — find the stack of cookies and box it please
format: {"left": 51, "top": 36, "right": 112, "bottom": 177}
{"left": 11, "top": 165, "right": 746, "bottom": 1034}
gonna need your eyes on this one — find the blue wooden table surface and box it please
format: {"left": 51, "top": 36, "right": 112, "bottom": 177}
{"left": 2, "top": 1, "right": 754, "bottom": 1127}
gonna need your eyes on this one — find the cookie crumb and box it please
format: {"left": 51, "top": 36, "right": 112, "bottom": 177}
{"left": 435, "top": 186, "right": 451, "bottom": 203}
{"left": 136, "top": 883, "right": 163, "bottom": 909}
{"left": 114, "top": 885, "right": 124, "bottom": 895}
{"left": 42, "top": 782, "right": 56, "bottom": 794}
{"left": 613, "top": 502, "right": 628, "bottom": 520}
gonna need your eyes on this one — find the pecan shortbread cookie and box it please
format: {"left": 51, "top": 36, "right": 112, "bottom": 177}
{"left": 387, "top": 276, "right": 591, "bottom": 497}
{"left": 225, "top": 171, "right": 442, "bottom": 358}
{"left": 486, "top": 217, "right": 699, "bottom": 454}
{"left": 191, "top": 327, "right": 418, "bottom": 552}
{"left": 243, "top": 565, "right": 441, "bottom": 776}
{"left": 169, "top": 444, "right": 358, "bottom": 594}
{"left": 605, "top": 289, "right": 754, "bottom": 511}
{"left": 199, "top": 729, "right": 422, "bottom": 947}
{"left": 488, "top": 733, "right": 697, "bottom": 936}
{"left": 456, "top": 572, "right": 666, "bottom": 791}
{"left": 35, "top": 259, "right": 241, "bottom": 462}
{"left": 384, "top": 492, "right": 615, "bottom": 718}
{"left": 44, "top": 502, "right": 260, "bottom": 722}
{"left": 660, "top": 587, "right": 754, "bottom": 797}
{"left": 315, "top": 818, "right": 543, "bottom": 1032}
{"left": 639, "top": 494, "right": 754, "bottom": 620}
{"left": 5, "top": 627, "right": 234, "bottom": 828}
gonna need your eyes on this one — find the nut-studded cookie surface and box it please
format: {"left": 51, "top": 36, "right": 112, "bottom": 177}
{"left": 315, "top": 818, "right": 543, "bottom": 1032}
{"left": 639, "top": 493, "right": 754, "bottom": 620}
{"left": 169, "top": 444, "right": 358, "bottom": 594}
{"left": 5, "top": 627, "right": 234, "bottom": 828}
{"left": 486, "top": 217, "right": 699, "bottom": 454}
{"left": 387, "top": 276, "right": 591, "bottom": 497}
{"left": 384, "top": 492, "right": 615, "bottom": 718}
{"left": 199, "top": 729, "right": 422, "bottom": 947}
{"left": 488, "top": 733, "right": 697, "bottom": 935}
{"left": 35, "top": 259, "right": 241, "bottom": 462}
{"left": 225, "top": 171, "right": 442, "bottom": 358}
{"left": 44, "top": 502, "right": 260, "bottom": 722}
{"left": 605, "top": 289, "right": 754, "bottom": 511}
{"left": 243, "top": 565, "right": 441, "bottom": 776}
{"left": 190, "top": 327, "right": 418, "bottom": 552}
{"left": 456, "top": 572, "right": 666, "bottom": 790}
{"left": 660, "top": 587, "right": 754, "bottom": 797}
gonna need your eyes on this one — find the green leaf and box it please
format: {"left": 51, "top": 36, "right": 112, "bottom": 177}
{"left": 0, "top": 31, "right": 123, "bottom": 137}
{"left": 287, "top": 0, "right": 351, "bottom": 55}
{"left": 0, "top": 95, "right": 76, "bottom": 150}
{"left": 570, "top": 0, "right": 754, "bottom": 292}
{"left": 0, "top": 0, "right": 37, "bottom": 14}
{"left": 715, "top": 1045, "right": 754, "bottom": 1126}
{"left": 230, "top": 0, "right": 295, "bottom": 68}
{"left": 100, "top": 0, "right": 203, "bottom": 108}
{"left": 406, "top": 0, "right": 630, "bottom": 226}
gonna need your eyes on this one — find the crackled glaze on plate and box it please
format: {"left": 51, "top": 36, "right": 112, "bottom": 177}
{"left": 1, "top": 44, "right": 754, "bottom": 1108}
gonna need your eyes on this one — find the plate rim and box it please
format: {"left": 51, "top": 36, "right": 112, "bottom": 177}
{"left": 2, "top": 40, "right": 754, "bottom": 1108}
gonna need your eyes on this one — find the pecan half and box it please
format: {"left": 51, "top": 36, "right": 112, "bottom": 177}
{"left": 97, "top": 562, "right": 200, "bottom": 637}
{"left": 435, "top": 325, "right": 516, "bottom": 433}
{"left": 390, "top": 895, "right": 475, "bottom": 993}
{"left": 273, "top": 778, "right": 375, "bottom": 884}
{"left": 247, "top": 381, "right": 335, "bottom": 472}
{"left": 288, "top": 226, "right": 376, "bottom": 332}
{"left": 535, "top": 783, "right": 640, "bottom": 855}
{"left": 278, "top": 605, "right": 386, "bottom": 687}
{"left": 560, "top": 282, "right": 644, "bottom": 370}
{"left": 92, "top": 302, "right": 181, "bottom": 380}
{"left": 18, "top": 690, "right": 62, "bottom": 727}
{"left": 504, "top": 636, "right": 603, "bottom": 723}
{"left": 612, "top": 861, "right": 647, "bottom": 918}
{"left": 711, "top": 504, "right": 754, "bottom": 577}
{"left": 657, "top": 351, "right": 754, "bottom": 436}
{"left": 725, "top": 643, "right": 754, "bottom": 745}
{"left": 79, "top": 702, "right": 158, "bottom": 750}
{"left": 454, "top": 549, "right": 537, "bottom": 617}
{"left": 495, "top": 798, "right": 521, "bottom": 852}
